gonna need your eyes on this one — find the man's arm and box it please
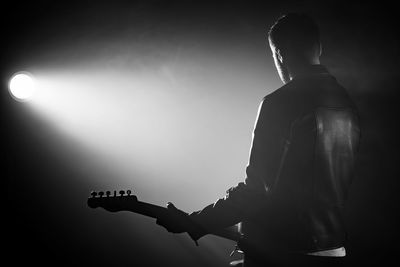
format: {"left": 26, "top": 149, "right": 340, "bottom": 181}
{"left": 187, "top": 96, "right": 288, "bottom": 240}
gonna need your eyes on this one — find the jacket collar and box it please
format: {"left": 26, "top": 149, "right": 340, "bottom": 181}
{"left": 292, "top": 64, "right": 330, "bottom": 80}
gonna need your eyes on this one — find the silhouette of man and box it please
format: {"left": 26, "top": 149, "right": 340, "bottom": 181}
{"left": 157, "top": 13, "right": 360, "bottom": 267}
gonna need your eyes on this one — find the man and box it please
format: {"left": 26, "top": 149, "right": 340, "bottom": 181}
{"left": 157, "top": 13, "right": 360, "bottom": 266}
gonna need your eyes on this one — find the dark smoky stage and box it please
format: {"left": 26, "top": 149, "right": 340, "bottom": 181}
{"left": 2, "top": 1, "right": 398, "bottom": 266}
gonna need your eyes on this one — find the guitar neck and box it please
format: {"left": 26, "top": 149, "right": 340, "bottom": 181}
{"left": 126, "top": 200, "right": 169, "bottom": 219}
{"left": 126, "top": 201, "right": 242, "bottom": 242}
{"left": 87, "top": 193, "right": 242, "bottom": 242}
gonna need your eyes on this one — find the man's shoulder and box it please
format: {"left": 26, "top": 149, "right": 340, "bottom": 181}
{"left": 262, "top": 82, "right": 295, "bottom": 104}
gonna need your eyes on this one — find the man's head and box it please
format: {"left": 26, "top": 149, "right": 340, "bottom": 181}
{"left": 268, "top": 13, "right": 321, "bottom": 83}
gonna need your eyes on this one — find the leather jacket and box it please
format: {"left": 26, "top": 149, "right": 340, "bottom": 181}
{"left": 189, "top": 65, "right": 361, "bottom": 258}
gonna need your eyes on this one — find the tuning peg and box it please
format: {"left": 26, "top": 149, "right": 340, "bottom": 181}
{"left": 113, "top": 190, "right": 117, "bottom": 197}
{"left": 106, "top": 191, "right": 111, "bottom": 197}
{"left": 98, "top": 191, "right": 104, "bottom": 198}
{"left": 90, "top": 191, "right": 97, "bottom": 198}
{"left": 119, "top": 190, "right": 125, "bottom": 196}
{"left": 127, "top": 190, "right": 131, "bottom": 196}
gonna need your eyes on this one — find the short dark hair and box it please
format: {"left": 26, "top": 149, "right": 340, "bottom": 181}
{"left": 268, "top": 13, "right": 320, "bottom": 55}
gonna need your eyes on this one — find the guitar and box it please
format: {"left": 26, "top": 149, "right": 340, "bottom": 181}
{"left": 87, "top": 190, "right": 243, "bottom": 243}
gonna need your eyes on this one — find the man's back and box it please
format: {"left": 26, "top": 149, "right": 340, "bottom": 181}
{"left": 240, "top": 65, "right": 360, "bottom": 259}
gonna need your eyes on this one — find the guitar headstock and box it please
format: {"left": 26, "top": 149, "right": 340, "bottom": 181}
{"left": 87, "top": 190, "right": 138, "bottom": 212}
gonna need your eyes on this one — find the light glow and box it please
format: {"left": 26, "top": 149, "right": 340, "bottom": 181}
{"left": 9, "top": 72, "right": 35, "bottom": 101}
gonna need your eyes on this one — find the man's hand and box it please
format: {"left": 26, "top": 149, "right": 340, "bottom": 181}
{"left": 156, "top": 202, "right": 192, "bottom": 233}
{"left": 156, "top": 202, "right": 206, "bottom": 244}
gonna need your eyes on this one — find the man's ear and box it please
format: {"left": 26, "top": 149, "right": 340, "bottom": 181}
{"left": 276, "top": 48, "right": 284, "bottom": 63}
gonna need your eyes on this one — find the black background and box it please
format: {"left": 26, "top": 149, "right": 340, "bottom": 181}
{"left": 2, "top": 1, "right": 399, "bottom": 266}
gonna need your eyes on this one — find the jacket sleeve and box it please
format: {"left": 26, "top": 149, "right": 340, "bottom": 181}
{"left": 188, "top": 96, "right": 287, "bottom": 240}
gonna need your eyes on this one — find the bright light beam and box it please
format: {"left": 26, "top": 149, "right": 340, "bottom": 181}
{"left": 9, "top": 72, "right": 36, "bottom": 101}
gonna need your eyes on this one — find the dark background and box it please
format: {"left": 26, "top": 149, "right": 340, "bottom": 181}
{"left": 2, "top": 0, "right": 399, "bottom": 266}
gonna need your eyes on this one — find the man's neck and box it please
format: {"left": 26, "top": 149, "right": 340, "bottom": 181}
{"left": 288, "top": 59, "right": 321, "bottom": 80}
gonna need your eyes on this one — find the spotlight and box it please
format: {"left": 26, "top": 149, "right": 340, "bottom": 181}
{"left": 8, "top": 72, "right": 35, "bottom": 101}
